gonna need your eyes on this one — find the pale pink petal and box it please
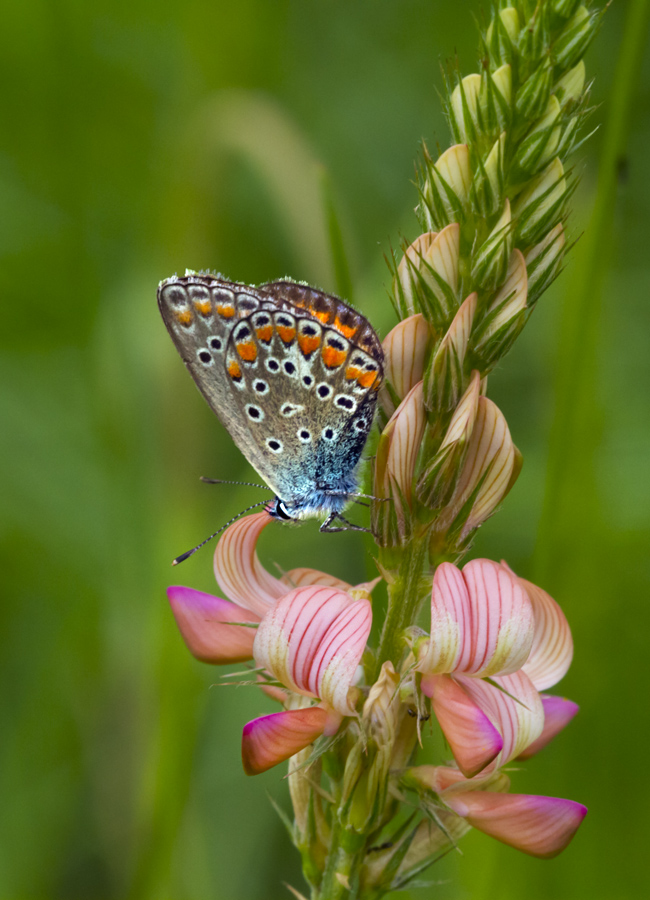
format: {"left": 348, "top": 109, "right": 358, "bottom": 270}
{"left": 444, "top": 792, "right": 587, "bottom": 858}
{"left": 407, "top": 764, "right": 468, "bottom": 794}
{"left": 241, "top": 706, "right": 329, "bottom": 775}
{"left": 457, "top": 670, "right": 544, "bottom": 765}
{"left": 381, "top": 314, "right": 432, "bottom": 415}
{"left": 459, "top": 560, "right": 534, "bottom": 677}
{"left": 518, "top": 695, "right": 579, "bottom": 759}
{"left": 519, "top": 576, "right": 574, "bottom": 691}
{"left": 396, "top": 233, "right": 437, "bottom": 317}
{"left": 421, "top": 674, "right": 503, "bottom": 778}
{"left": 383, "top": 381, "right": 426, "bottom": 504}
{"left": 434, "top": 397, "right": 516, "bottom": 538}
{"left": 420, "top": 560, "right": 533, "bottom": 678}
{"left": 167, "top": 586, "right": 257, "bottom": 664}
{"left": 213, "top": 512, "right": 287, "bottom": 617}
{"left": 253, "top": 586, "right": 372, "bottom": 716}
{"left": 282, "top": 568, "right": 352, "bottom": 591}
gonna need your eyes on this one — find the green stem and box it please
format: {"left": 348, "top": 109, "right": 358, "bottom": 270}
{"left": 375, "top": 538, "right": 430, "bottom": 677}
{"left": 316, "top": 820, "right": 362, "bottom": 900}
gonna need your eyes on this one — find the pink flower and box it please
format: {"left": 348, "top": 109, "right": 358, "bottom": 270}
{"left": 166, "top": 512, "right": 376, "bottom": 775}
{"left": 168, "top": 511, "right": 374, "bottom": 665}
{"left": 243, "top": 585, "right": 372, "bottom": 774}
{"left": 418, "top": 559, "right": 575, "bottom": 777}
{"left": 408, "top": 764, "right": 586, "bottom": 859}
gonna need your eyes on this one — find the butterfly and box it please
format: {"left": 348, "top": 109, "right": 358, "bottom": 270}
{"left": 158, "top": 273, "right": 384, "bottom": 536}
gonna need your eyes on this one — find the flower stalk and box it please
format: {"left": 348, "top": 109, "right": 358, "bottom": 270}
{"left": 165, "top": 2, "right": 605, "bottom": 897}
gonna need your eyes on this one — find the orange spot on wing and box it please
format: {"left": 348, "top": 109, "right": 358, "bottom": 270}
{"left": 345, "top": 365, "right": 362, "bottom": 381}
{"left": 256, "top": 325, "right": 273, "bottom": 343}
{"left": 277, "top": 326, "right": 296, "bottom": 344}
{"left": 236, "top": 341, "right": 258, "bottom": 362}
{"left": 359, "top": 369, "right": 379, "bottom": 389}
{"left": 175, "top": 309, "right": 193, "bottom": 325}
{"left": 217, "top": 303, "right": 235, "bottom": 318}
{"left": 334, "top": 317, "right": 357, "bottom": 339}
{"left": 298, "top": 333, "right": 321, "bottom": 355}
{"left": 310, "top": 306, "right": 332, "bottom": 324}
{"left": 322, "top": 346, "right": 347, "bottom": 368}
{"left": 194, "top": 300, "right": 212, "bottom": 315}
{"left": 228, "top": 360, "right": 242, "bottom": 379}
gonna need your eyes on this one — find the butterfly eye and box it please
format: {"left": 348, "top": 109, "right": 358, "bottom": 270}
{"left": 276, "top": 500, "right": 293, "bottom": 520}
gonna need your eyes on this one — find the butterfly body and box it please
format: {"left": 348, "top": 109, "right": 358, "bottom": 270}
{"left": 158, "top": 273, "right": 384, "bottom": 529}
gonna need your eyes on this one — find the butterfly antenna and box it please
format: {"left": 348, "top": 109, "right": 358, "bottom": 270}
{"left": 171, "top": 499, "right": 270, "bottom": 566}
{"left": 200, "top": 476, "right": 272, "bottom": 491}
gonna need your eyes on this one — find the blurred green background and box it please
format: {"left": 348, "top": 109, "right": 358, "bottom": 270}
{"left": 1, "top": 1, "right": 649, "bottom": 898}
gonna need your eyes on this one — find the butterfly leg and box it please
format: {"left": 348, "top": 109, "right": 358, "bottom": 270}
{"left": 320, "top": 514, "right": 371, "bottom": 534}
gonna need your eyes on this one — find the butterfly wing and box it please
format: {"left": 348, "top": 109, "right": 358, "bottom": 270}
{"left": 158, "top": 274, "right": 384, "bottom": 510}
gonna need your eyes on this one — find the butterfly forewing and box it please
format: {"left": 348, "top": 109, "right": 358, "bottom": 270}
{"left": 158, "top": 273, "right": 384, "bottom": 514}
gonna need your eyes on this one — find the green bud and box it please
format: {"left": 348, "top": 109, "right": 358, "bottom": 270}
{"left": 514, "top": 95, "right": 562, "bottom": 173}
{"left": 471, "top": 199, "right": 514, "bottom": 290}
{"left": 449, "top": 74, "right": 481, "bottom": 144}
{"left": 524, "top": 222, "right": 565, "bottom": 305}
{"left": 478, "top": 66, "right": 512, "bottom": 136}
{"left": 518, "top": 0, "right": 551, "bottom": 63}
{"left": 424, "top": 293, "right": 477, "bottom": 412}
{"left": 420, "top": 144, "right": 472, "bottom": 232}
{"left": 554, "top": 6, "right": 604, "bottom": 71}
{"left": 486, "top": 8, "right": 520, "bottom": 67}
{"left": 513, "top": 157, "right": 568, "bottom": 245}
{"left": 555, "top": 60, "right": 586, "bottom": 108}
{"left": 472, "top": 132, "right": 506, "bottom": 218}
{"left": 473, "top": 248, "right": 528, "bottom": 364}
{"left": 553, "top": 0, "right": 583, "bottom": 17}
{"left": 515, "top": 58, "right": 553, "bottom": 120}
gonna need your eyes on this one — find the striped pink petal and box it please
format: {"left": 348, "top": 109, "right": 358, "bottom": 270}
{"left": 421, "top": 674, "right": 503, "bottom": 778}
{"left": 420, "top": 560, "right": 534, "bottom": 678}
{"left": 253, "top": 586, "right": 372, "bottom": 716}
{"left": 519, "top": 575, "right": 574, "bottom": 690}
{"left": 518, "top": 695, "right": 579, "bottom": 759}
{"left": 213, "top": 512, "right": 287, "bottom": 617}
{"left": 241, "top": 706, "right": 329, "bottom": 775}
{"left": 435, "top": 397, "right": 516, "bottom": 538}
{"left": 167, "top": 586, "right": 258, "bottom": 664}
{"left": 382, "top": 381, "right": 426, "bottom": 504}
{"left": 281, "top": 568, "right": 351, "bottom": 591}
{"left": 457, "top": 670, "right": 544, "bottom": 766}
{"left": 381, "top": 314, "right": 432, "bottom": 416}
{"left": 444, "top": 792, "right": 587, "bottom": 858}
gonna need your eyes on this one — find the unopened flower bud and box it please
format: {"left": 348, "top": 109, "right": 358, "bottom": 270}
{"left": 416, "top": 371, "right": 480, "bottom": 509}
{"left": 474, "top": 249, "right": 528, "bottom": 366}
{"left": 555, "top": 60, "right": 586, "bottom": 108}
{"left": 471, "top": 199, "right": 513, "bottom": 290}
{"left": 380, "top": 314, "right": 432, "bottom": 417}
{"left": 554, "top": 6, "right": 604, "bottom": 71}
{"left": 393, "top": 225, "right": 460, "bottom": 327}
{"left": 473, "top": 132, "right": 506, "bottom": 217}
{"left": 524, "top": 223, "right": 565, "bottom": 306}
{"left": 478, "top": 67, "right": 512, "bottom": 136}
{"left": 513, "top": 157, "right": 568, "bottom": 245}
{"left": 486, "top": 8, "right": 520, "bottom": 67}
{"left": 431, "top": 396, "right": 519, "bottom": 543}
{"left": 288, "top": 746, "right": 315, "bottom": 839}
{"left": 373, "top": 382, "right": 426, "bottom": 545}
{"left": 514, "top": 95, "right": 562, "bottom": 174}
{"left": 421, "top": 145, "right": 471, "bottom": 232}
{"left": 553, "top": 0, "right": 582, "bottom": 17}
{"left": 515, "top": 59, "right": 553, "bottom": 121}
{"left": 424, "top": 293, "right": 477, "bottom": 412}
{"left": 449, "top": 74, "right": 481, "bottom": 143}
